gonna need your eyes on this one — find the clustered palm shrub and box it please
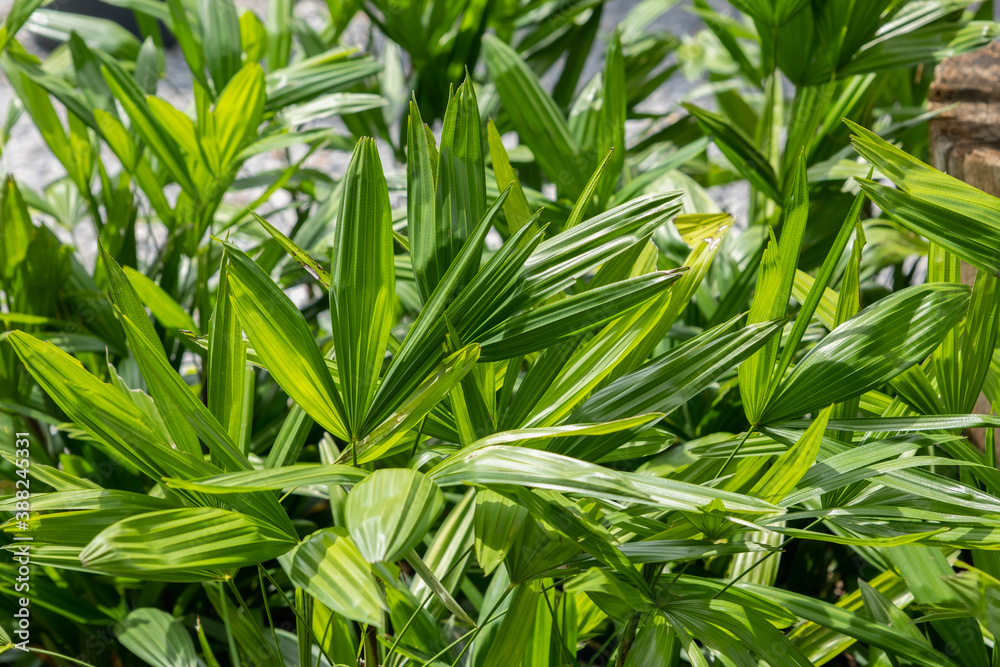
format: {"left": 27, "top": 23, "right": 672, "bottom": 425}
{"left": 2, "top": 0, "right": 1000, "bottom": 666}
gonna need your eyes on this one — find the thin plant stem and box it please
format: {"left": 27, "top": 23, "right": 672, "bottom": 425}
{"left": 411, "top": 415, "right": 428, "bottom": 462}
{"left": 259, "top": 567, "right": 337, "bottom": 667}
{"left": 586, "top": 634, "right": 617, "bottom": 667}
{"left": 384, "top": 544, "right": 476, "bottom": 663}
{"left": 448, "top": 585, "right": 515, "bottom": 667}
{"left": 714, "top": 517, "right": 823, "bottom": 599}
{"left": 258, "top": 566, "right": 281, "bottom": 660}
{"left": 717, "top": 425, "right": 757, "bottom": 478}
{"left": 227, "top": 577, "right": 282, "bottom": 666}
{"left": 20, "top": 647, "right": 98, "bottom": 667}
{"left": 542, "top": 584, "right": 575, "bottom": 666}
{"left": 218, "top": 581, "right": 242, "bottom": 667}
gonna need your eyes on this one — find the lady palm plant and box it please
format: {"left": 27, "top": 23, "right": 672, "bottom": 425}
{"left": 2, "top": 1, "right": 1000, "bottom": 666}
{"left": 3, "top": 67, "right": 1000, "bottom": 666}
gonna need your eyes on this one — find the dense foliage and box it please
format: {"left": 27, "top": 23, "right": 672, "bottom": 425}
{"left": 2, "top": 0, "right": 1000, "bottom": 665}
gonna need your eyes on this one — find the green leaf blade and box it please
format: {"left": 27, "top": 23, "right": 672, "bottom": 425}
{"left": 331, "top": 137, "right": 395, "bottom": 436}
{"left": 345, "top": 468, "right": 444, "bottom": 564}
{"left": 224, "top": 242, "right": 350, "bottom": 441}
{"left": 765, "top": 283, "right": 971, "bottom": 423}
